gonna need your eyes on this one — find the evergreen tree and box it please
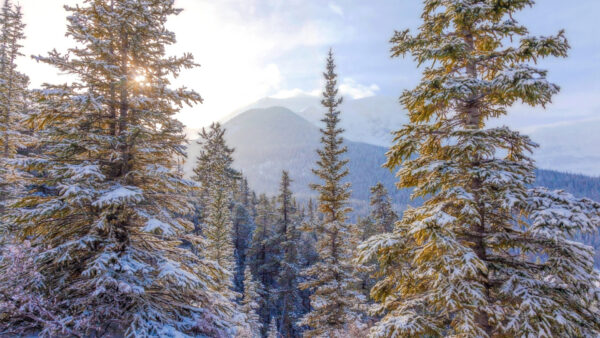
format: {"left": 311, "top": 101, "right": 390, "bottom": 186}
{"left": 191, "top": 122, "right": 246, "bottom": 333}
{"left": 248, "top": 193, "right": 279, "bottom": 336}
{"left": 297, "top": 199, "right": 319, "bottom": 319}
{"left": 368, "top": 183, "right": 397, "bottom": 236}
{"left": 191, "top": 122, "right": 238, "bottom": 230}
{"left": 276, "top": 171, "right": 302, "bottom": 338}
{"left": 0, "top": 0, "right": 29, "bottom": 236}
{"left": 204, "top": 178, "right": 236, "bottom": 290}
{"left": 241, "top": 265, "right": 263, "bottom": 338}
{"left": 5, "top": 1, "right": 234, "bottom": 335}
{"left": 267, "top": 318, "right": 279, "bottom": 338}
{"left": 359, "top": 1, "right": 600, "bottom": 336}
{"left": 300, "top": 49, "right": 363, "bottom": 336}
{"left": 232, "top": 177, "right": 256, "bottom": 295}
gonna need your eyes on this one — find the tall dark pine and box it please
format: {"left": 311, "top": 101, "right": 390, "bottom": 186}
{"left": 300, "top": 50, "right": 363, "bottom": 337}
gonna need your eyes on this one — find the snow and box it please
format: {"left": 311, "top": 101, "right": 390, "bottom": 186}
{"left": 143, "top": 218, "right": 176, "bottom": 236}
{"left": 92, "top": 186, "right": 144, "bottom": 208}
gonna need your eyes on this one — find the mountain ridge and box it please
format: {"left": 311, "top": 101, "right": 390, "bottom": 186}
{"left": 185, "top": 106, "right": 600, "bottom": 212}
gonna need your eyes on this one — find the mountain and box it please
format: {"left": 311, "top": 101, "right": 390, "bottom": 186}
{"left": 222, "top": 95, "right": 408, "bottom": 147}
{"left": 186, "top": 106, "right": 408, "bottom": 215}
{"left": 185, "top": 106, "right": 600, "bottom": 214}
{"left": 523, "top": 119, "right": 600, "bottom": 176}
{"left": 222, "top": 95, "right": 600, "bottom": 177}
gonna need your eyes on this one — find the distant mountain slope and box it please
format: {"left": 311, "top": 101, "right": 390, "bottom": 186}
{"left": 222, "top": 95, "right": 407, "bottom": 147}
{"left": 222, "top": 95, "right": 600, "bottom": 176}
{"left": 186, "top": 107, "right": 600, "bottom": 212}
{"left": 524, "top": 119, "right": 600, "bottom": 177}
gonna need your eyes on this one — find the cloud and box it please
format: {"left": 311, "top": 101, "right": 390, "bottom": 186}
{"left": 328, "top": 3, "right": 344, "bottom": 17}
{"left": 339, "top": 78, "right": 380, "bottom": 99}
{"left": 271, "top": 88, "right": 321, "bottom": 99}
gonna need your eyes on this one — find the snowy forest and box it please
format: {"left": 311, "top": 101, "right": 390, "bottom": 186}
{"left": 1, "top": 0, "right": 600, "bottom": 337}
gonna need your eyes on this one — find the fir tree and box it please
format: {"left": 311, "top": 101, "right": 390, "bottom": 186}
{"left": 191, "top": 122, "right": 245, "bottom": 333}
{"left": 0, "top": 0, "right": 27, "bottom": 159}
{"left": 359, "top": 1, "right": 600, "bottom": 336}
{"left": 241, "top": 265, "right": 263, "bottom": 338}
{"left": 0, "top": 0, "right": 30, "bottom": 236}
{"left": 267, "top": 318, "right": 279, "bottom": 338}
{"left": 276, "top": 171, "right": 302, "bottom": 338}
{"left": 192, "top": 123, "right": 238, "bottom": 225}
{"left": 204, "top": 178, "right": 236, "bottom": 289}
{"left": 232, "top": 177, "right": 256, "bottom": 295}
{"left": 248, "top": 193, "right": 279, "bottom": 336}
{"left": 6, "top": 1, "right": 234, "bottom": 335}
{"left": 300, "top": 49, "right": 363, "bottom": 336}
{"left": 368, "top": 183, "right": 397, "bottom": 236}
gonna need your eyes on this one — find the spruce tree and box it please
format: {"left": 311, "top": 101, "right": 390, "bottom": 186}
{"left": 193, "top": 124, "right": 239, "bottom": 297}
{"left": 300, "top": 49, "right": 363, "bottom": 336}
{"left": 232, "top": 177, "right": 256, "bottom": 294}
{"left": 0, "top": 0, "right": 29, "bottom": 235}
{"left": 267, "top": 318, "right": 279, "bottom": 338}
{"left": 359, "top": 1, "right": 600, "bottom": 336}
{"left": 241, "top": 265, "right": 263, "bottom": 338}
{"left": 6, "top": 1, "right": 234, "bottom": 335}
{"left": 247, "top": 193, "right": 279, "bottom": 336}
{"left": 368, "top": 183, "right": 397, "bottom": 236}
{"left": 276, "top": 171, "right": 302, "bottom": 338}
{"left": 192, "top": 123, "right": 238, "bottom": 224}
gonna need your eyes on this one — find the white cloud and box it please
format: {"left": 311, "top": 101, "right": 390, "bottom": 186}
{"left": 328, "top": 3, "right": 344, "bottom": 17}
{"left": 271, "top": 88, "right": 321, "bottom": 99}
{"left": 339, "top": 78, "right": 380, "bottom": 99}
{"left": 271, "top": 78, "right": 380, "bottom": 100}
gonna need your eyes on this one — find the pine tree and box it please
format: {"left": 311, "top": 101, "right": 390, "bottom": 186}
{"left": 6, "top": 1, "right": 234, "bottom": 335}
{"left": 0, "top": 0, "right": 30, "bottom": 236}
{"left": 359, "top": 1, "right": 600, "bottom": 336}
{"left": 241, "top": 265, "right": 263, "bottom": 338}
{"left": 357, "top": 184, "right": 398, "bottom": 305}
{"left": 276, "top": 171, "right": 302, "bottom": 338}
{"left": 204, "top": 179, "right": 236, "bottom": 288}
{"left": 300, "top": 49, "right": 363, "bottom": 336}
{"left": 297, "top": 199, "right": 319, "bottom": 319}
{"left": 232, "top": 177, "right": 256, "bottom": 295}
{"left": 192, "top": 123, "right": 238, "bottom": 225}
{"left": 267, "top": 318, "right": 279, "bottom": 338}
{"left": 247, "top": 193, "right": 279, "bottom": 336}
{"left": 368, "top": 183, "right": 397, "bottom": 236}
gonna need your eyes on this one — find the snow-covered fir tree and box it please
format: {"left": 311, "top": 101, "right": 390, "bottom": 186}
{"left": 247, "top": 193, "right": 280, "bottom": 336}
{"left": 192, "top": 123, "right": 238, "bottom": 224}
{"left": 193, "top": 123, "right": 239, "bottom": 297}
{"left": 232, "top": 177, "right": 256, "bottom": 295}
{"left": 297, "top": 198, "right": 319, "bottom": 319}
{"left": 5, "top": 1, "right": 236, "bottom": 335}
{"left": 267, "top": 318, "right": 279, "bottom": 338}
{"left": 359, "top": 1, "right": 600, "bottom": 336}
{"left": 357, "top": 184, "right": 398, "bottom": 304}
{"left": 0, "top": 0, "right": 30, "bottom": 236}
{"left": 276, "top": 171, "right": 302, "bottom": 338}
{"left": 241, "top": 265, "right": 263, "bottom": 338}
{"left": 368, "top": 183, "right": 397, "bottom": 236}
{"left": 300, "top": 49, "right": 364, "bottom": 337}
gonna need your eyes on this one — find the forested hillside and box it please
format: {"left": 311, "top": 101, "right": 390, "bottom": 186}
{"left": 186, "top": 106, "right": 600, "bottom": 210}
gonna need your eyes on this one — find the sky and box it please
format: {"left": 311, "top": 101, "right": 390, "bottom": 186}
{"left": 16, "top": 0, "right": 600, "bottom": 134}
